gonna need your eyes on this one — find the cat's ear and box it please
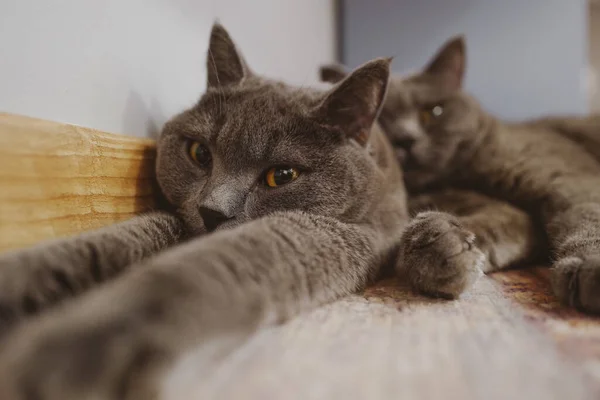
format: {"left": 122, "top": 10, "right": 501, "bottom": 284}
{"left": 206, "top": 23, "right": 252, "bottom": 89}
{"left": 424, "top": 35, "right": 465, "bottom": 90}
{"left": 319, "top": 63, "right": 349, "bottom": 84}
{"left": 314, "top": 58, "right": 390, "bottom": 146}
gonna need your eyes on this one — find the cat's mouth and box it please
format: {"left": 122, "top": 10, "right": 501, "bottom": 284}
{"left": 396, "top": 148, "right": 419, "bottom": 171}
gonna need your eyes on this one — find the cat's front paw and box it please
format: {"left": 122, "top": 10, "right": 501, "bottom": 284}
{"left": 552, "top": 256, "right": 600, "bottom": 313}
{"left": 397, "top": 211, "right": 485, "bottom": 298}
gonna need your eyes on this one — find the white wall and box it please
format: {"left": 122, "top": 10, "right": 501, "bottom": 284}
{"left": 0, "top": 0, "right": 335, "bottom": 136}
{"left": 589, "top": 3, "right": 600, "bottom": 112}
{"left": 342, "top": 0, "right": 588, "bottom": 121}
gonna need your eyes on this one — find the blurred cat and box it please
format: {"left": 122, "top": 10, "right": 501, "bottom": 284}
{"left": 321, "top": 36, "right": 600, "bottom": 313}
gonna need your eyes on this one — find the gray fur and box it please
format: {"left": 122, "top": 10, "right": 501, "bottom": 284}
{"left": 527, "top": 114, "right": 600, "bottom": 163}
{"left": 0, "top": 212, "right": 186, "bottom": 336}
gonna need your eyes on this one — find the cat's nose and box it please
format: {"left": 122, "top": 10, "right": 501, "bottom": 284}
{"left": 198, "top": 207, "right": 232, "bottom": 232}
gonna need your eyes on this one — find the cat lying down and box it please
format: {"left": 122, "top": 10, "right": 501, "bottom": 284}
{"left": 321, "top": 34, "right": 600, "bottom": 314}
{"left": 0, "top": 24, "right": 490, "bottom": 398}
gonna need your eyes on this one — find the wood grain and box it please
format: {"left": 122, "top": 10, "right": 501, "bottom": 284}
{"left": 166, "top": 269, "right": 600, "bottom": 400}
{"left": 0, "top": 113, "right": 158, "bottom": 252}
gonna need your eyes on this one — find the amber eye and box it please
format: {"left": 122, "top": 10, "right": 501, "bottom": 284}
{"left": 265, "top": 166, "right": 299, "bottom": 188}
{"left": 418, "top": 105, "right": 444, "bottom": 126}
{"left": 188, "top": 141, "right": 212, "bottom": 167}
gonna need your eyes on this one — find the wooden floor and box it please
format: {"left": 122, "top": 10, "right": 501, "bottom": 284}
{"left": 164, "top": 267, "right": 600, "bottom": 400}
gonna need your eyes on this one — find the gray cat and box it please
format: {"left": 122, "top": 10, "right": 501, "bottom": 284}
{"left": 322, "top": 36, "right": 600, "bottom": 313}
{"left": 0, "top": 24, "right": 487, "bottom": 399}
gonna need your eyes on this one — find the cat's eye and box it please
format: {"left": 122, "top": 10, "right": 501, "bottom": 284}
{"left": 419, "top": 105, "right": 444, "bottom": 126}
{"left": 188, "top": 141, "right": 212, "bottom": 167}
{"left": 264, "top": 166, "right": 299, "bottom": 188}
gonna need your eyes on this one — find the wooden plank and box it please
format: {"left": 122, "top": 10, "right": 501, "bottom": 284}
{"left": 0, "top": 113, "right": 158, "bottom": 252}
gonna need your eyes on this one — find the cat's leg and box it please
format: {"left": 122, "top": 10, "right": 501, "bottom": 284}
{"left": 528, "top": 115, "right": 600, "bottom": 163}
{"left": 0, "top": 211, "right": 185, "bottom": 334}
{"left": 0, "top": 211, "right": 382, "bottom": 399}
{"left": 544, "top": 196, "right": 600, "bottom": 313}
{"left": 409, "top": 189, "right": 546, "bottom": 274}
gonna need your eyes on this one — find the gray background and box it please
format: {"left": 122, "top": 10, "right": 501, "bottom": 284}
{"left": 340, "top": 0, "right": 589, "bottom": 120}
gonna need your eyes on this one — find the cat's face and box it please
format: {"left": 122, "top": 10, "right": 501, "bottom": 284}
{"left": 156, "top": 24, "right": 390, "bottom": 234}
{"left": 321, "top": 37, "right": 483, "bottom": 192}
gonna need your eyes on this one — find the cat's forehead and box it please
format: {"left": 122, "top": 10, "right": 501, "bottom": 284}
{"left": 172, "top": 79, "right": 339, "bottom": 167}
{"left": 387, "top": 73, "right": 450, "bottom": 108}
{"left": 199, "top": 79, "right": 320, "bottom": 122}
{"left": 208, "top": 81, "right": 319, "bottom": 138}
{"left": 386, "top": 77, "right": 413, "bottom": 107}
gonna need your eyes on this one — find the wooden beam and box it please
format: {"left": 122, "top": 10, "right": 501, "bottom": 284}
{"left": 0, "top": 113, "right": 158, "bottom": 252}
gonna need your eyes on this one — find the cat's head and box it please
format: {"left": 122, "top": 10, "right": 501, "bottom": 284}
{"left": 321, "top": 36, "right": 484, "bottom": 192}
{"left": 156, "top": 23, "right": 390, "bottom": 234}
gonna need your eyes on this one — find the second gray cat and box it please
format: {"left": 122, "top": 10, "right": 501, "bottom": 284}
{"left": 322, "top": 36, "right": 600, "bottom": 314}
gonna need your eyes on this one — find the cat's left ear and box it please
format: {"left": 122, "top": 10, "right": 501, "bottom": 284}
{"left": 424, "top": 35, "right": 466, "bottom": 90}
{"left": 319, "top": 63, "right": 349, "bottom": 84}
{"left": 314, "top": 58, "right": 390, "bottom": 146}
{"left": 206, "top": 23, "right": 253, "bottom": 89}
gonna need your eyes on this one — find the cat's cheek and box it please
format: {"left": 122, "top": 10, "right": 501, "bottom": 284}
{"left": 245, "top": 180, "right": 314, "bottom": 218}
{"left": 241, "top": 192, "right": 272, "bottom": 221}
{"left": 164, "top": 177, "right": 206, "bottom": 212}
{"left": 156, "top": 160, "right": 204, "bottom": 208}
{"left": 409, "top": 138, "right": 448, "bottom": 174}
{"left": 238, "top": 204, "right": 258, "bottom": 223}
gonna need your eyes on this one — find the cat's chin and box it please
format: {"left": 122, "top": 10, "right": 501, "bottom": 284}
{"left": 180, "top": 214, "right": 244, "bottom": 236}
{"left": 403, "top": 171, "right": 440, "bottom": 194}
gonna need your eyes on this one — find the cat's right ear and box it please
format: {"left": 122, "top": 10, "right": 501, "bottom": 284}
{"left": 206, "top": 23, "right": 252, "bottom": 89}
{"left": 424, "top": 35, "right": 466, "bottom": 90}
{"left": 319, "top": 64, "right": 349, "bottom": 84}
{"left": 314, "top": 58, "right": 390, "bottom": 146}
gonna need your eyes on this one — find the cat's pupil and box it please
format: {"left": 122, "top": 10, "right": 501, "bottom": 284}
{"left": 193, "top": 143, "right": 211, "bottom": 166}
{"left": 274, "top": 168, "right": 294, "bottom": 185}
{"left": 265, "top": 166, "right": 299, "bottom": 187}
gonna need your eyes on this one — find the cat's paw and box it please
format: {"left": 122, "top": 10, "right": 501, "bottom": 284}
{"left": 551, "top": 256, "right": 600, "bottom": 313}
{"left": 397, "top": 211, "right": 485, "bottom": 298}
